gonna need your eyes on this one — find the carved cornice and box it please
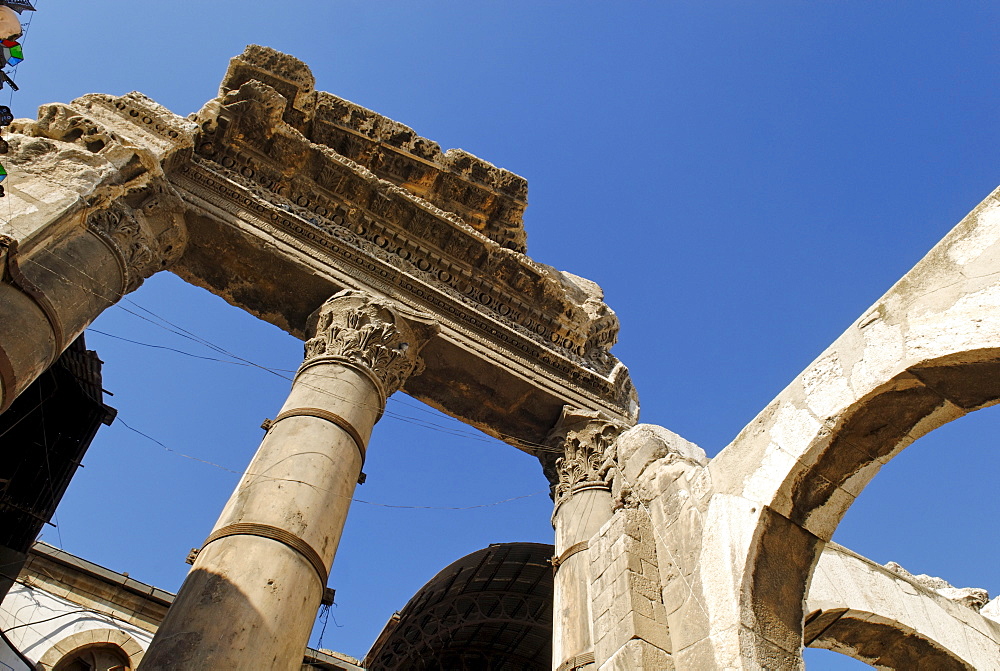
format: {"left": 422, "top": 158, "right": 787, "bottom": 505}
{"left": 303, "top": 290, "right": 438, "bottom": 406}
{"left": 180, "top": 80, "right": 638, "bottom": 401}
{"left": 166, "top": 47, "right": 639, "bottom": 432}
{"left": 190, "top": 54, "right": 625, "bottom": 374}
{"left": 219, "top": 45, "right": 528, "bottom": 252}
{"left": 546, "top": 406, "right": 628, "bottom": 509}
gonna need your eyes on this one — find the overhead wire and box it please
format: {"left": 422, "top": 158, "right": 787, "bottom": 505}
{"left": 0, "top": 230, "right": 557, "bottom": 511}
{"left": 0, "top": 206, "right": 543, "bottom": 450}
{"left": 0, "top": 3, "right": 625, "bottom": 646}
{"left": 113, "top": 416, "right": 547, "bottom": 511}
{"left": 84, "top": 319, "right": 569, "bottom": 453}
{"left": 0, "top": 127, "right": 576, "bottom": 457}
{"left": 2, "top": 0, "right": 579, "bottom": 462}
{"left": 0, "top": 221, "right": 545, "bottom": 450}
{"left": 0, "top": 210, "right": 575, "bottom": 459}
{"left": 0, "top": 566, "right": 134, "bottom": 638}
{"left": 0, "top": 205, "right": 566, "bottom": 454}
{"left": 113, "top": 296, "right": 542, "bottom": 445}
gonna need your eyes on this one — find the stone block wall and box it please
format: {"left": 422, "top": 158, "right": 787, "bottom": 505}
{"left": 589, "top": 508, "right": 673, "bottom": 670}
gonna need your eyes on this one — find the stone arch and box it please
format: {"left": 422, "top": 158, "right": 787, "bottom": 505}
{"left": 806, "top": 610, "right": 970, "bottom": 671}
{"left": 703, "top": 187, "right": 1000, "bottom": 668}
{"left": 735, "top": 350, "right": 1000, "bottom": 667}
{"left": 803, "top": 543, "right": 1000, "bottom": 670}
{"left": 36, "top": 627, "right": 145, "bottom": 671}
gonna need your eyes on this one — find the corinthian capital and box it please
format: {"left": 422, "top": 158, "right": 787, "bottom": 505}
{"left": 303, "top": 290, "right": 438, "bottom": 402}
{"left": 85, "top": 187, "right": 188, "bottom": 294}
{"left": 546, "top": 406, "right": 627, "bottom": 507}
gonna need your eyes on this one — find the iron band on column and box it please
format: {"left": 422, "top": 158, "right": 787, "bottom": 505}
{"left": 202, "top": 522, "right": 329, "bottom": 586}
{"left": 270, "top": 406, "right": 367, "bottom": 463}
{"left": 297, "top": 355, "right": 388, "bottom": 418}
{"left": 550, "top": 540, "right": 589, "bottom": 574}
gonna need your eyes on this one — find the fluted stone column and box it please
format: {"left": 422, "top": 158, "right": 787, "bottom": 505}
{"left": 0, "top": 196, "right": 185, "bottom": 412}
{"left": 140, "top": 290, "right": 437, "bottom": 671}
{"left": 548, "top": 407, "right": 626, "bottom": 671}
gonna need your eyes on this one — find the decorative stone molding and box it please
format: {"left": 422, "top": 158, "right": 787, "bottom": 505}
{"left": 610, "top": 423, "right": 709, "bottom": 511}
{"left": 884, "top": 561, "right": 991, "bottom": 611}
{"left": 303, "top": 290, "right": 438, "bottom": 404}
{"left": 546, "top": 406, "right": 628, "bottom": 508}
{"left": 86, "top": 203, "right": 156, "bottom": 293}
{"left": 219, "top": 45, "right": 529, "bottom": 252}
{"left": 85, "top": 187, "right": 187, "bottom": 295}
{"left": 36, "top": 627, "right": 145, "bottom": 670}
{"left": 178, "top": 47, "right": 638, "bottom": 416}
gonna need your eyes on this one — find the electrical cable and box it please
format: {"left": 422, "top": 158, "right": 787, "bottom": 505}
{"left": 0, "top": 220, "right": 575, "bottom": 457}
{"left": 0, "top": 14, "right": 598, "bottom": 461}
{"left": 114, "top": 416, "right": 548, "bottom": 511}
{"left": 0, "top": 134, "right": 585, "bottom": 457}
{"left": 83, "top": 324, "right": 568, "bottom": 453}
{"left": 0, "top": 214, "right": 575, "bottom": 459}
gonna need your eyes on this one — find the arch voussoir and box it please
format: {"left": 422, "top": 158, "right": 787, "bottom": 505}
{"left": 805, "top": 543, "right": 999, "bottom": 670}
{"left": 692, "top": 185, "right": 1000, "bottom": 670}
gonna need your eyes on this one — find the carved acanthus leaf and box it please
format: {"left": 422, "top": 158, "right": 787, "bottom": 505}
{"left": 86, "top": 203, "right": 157, "bottom": 293}
{"left": 545, "top": 406, "right": 628, "bottom": 506}
{"left": 304, "top": 290, "right": 438, "bottom": 397}
{"left": 85, "top": 186, "right": 187, "bottom": 294}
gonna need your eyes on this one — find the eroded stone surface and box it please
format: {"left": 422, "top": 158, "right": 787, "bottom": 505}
{"left": 173, "top": 45, "right": 638, "bottom": 447}
{"left": 2, "top": 44, "right": 637, "bottom": 445}
{"left": 806, "top": 545, "right": 1000, "bottom": 670}
{"left": 884, "top": 561, "right": 991, "bottom": 611}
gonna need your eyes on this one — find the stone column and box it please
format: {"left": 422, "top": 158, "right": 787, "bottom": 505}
{"left": 139, "top": 290, "right": 437, "bottom": 671}
{"left": 0, "top": 194, "right": 185, "bottom": 413}
{"left": 548, "top": 407, "right": 626, "bottom": 671}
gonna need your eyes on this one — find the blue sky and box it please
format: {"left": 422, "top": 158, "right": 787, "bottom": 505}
{"left": 8, "top": 2, "right": 997, "bottom": 668}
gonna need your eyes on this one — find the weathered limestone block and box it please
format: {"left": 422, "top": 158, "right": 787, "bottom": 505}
{"left": 884, "top": 561, "right": 991, "bottom": 611}
{"left": 607, "top": 423, "right": 711, "bottom": 654}
{"left": 0, "top": 92, "right": 195, "bottom": 411}
{"left": 669, "top": 185, "right": 1000, "bottom": 669}
{"left": 807, "top": 544, "right": 1000, "bottom": 670}
{"left": 218, "top": 45, "right": 528, "bottom": 251}
{"left": 982, "top": 596, "right": 1000, "bottom": 625}
{"left": 612, "top": 423, "right": 707, "bottom": 503}
{"left": 589, "top": 508, "right": 672, "bottom": 669}
{"left": 598, "top": 639, "right": 673, "bottom": 671}
{"left": 176, "top": 46, "right": 638, "bottom": 448}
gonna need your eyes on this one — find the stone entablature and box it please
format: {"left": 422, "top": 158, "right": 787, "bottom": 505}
{"left": 188, "top": 55, "right": 625, "bottom": 373}
{"left": 170, "top": 46, "right": 638, "bottom": 444}
{"left": 0, "top": 44, "right": 636, "bottom": 446}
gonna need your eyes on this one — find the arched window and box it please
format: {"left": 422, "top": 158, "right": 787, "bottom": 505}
{"left": 52, "top": 644, "right": 131, "bottom": 671}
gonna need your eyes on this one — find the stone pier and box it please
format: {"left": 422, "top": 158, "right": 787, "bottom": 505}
{"left": 139, "top": 291, "right": 437, "bottom": 670}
